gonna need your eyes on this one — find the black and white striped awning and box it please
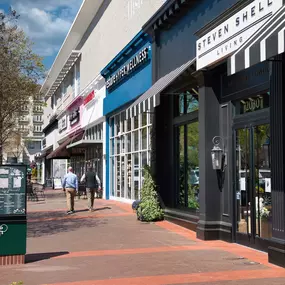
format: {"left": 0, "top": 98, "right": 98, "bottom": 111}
{"left": 228, "top": 5, "right": 285, "bottom": 75}
{"left": 126, "top": 58, "right": 196, "bottom": 118}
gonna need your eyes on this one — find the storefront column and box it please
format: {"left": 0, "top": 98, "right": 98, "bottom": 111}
{"left": 268, "top": 54, "right": 285, "bottom": 267}
{"left": 195, "top": 71, "right": 223, "bottom": 240}
{"left": 42, "top": 160, "right": 45, "bottom": 185}
{"left": 105, "top": 118, "right": 110, "bottom": 200}
{"left": 103, "top": 120, "right": 107, "bottom": 200}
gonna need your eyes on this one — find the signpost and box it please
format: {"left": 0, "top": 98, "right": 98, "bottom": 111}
{"left": 0, "top": 165, "right": 27, "bottom": 265}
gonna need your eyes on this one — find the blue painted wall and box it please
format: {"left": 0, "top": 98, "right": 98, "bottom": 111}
{"left": 158, "top": 0, "right": 240, "bottom": 78}
{"left": 102, "top": 32, "right": 152, "bottom": 200}
{"left": 103, "top": 39, "right": 152, "bottom": 116}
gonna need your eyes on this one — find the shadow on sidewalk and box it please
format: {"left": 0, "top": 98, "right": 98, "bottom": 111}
{"left": 75, "top": 207, "right": 111, "bottom": 213}
{"left": 94, "top": 206, "right": 111, "bottom": 211}
{"left": 25, "top": 251, "right": 69, "bottom": 263}
{"left": 28, "top": 216, "right": 108, "bottom": 238}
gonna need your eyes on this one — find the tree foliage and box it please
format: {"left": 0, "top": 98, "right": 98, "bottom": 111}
{"left": 0, "top": 8, "right": 44, "bottom": 162}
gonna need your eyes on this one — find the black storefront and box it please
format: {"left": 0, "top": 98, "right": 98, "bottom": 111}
{"left": 133, "top": 0, "right": 285, "bottom": 267}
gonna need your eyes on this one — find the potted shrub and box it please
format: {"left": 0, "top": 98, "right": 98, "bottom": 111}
{"left": 256, "top": 197, "right": 271, "bottom": 238}
{"left": 137, "top": 165, "right": 164, "bottom": 222}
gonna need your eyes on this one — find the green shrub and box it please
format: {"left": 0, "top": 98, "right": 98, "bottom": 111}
{"left": 137, "top": 165, "right": 164, "bottom": 222}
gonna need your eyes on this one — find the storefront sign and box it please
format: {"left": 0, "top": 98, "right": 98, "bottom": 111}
{"left": 84, "top": 90, "right": 95, "bottom": 105}
{"left": 69, "top": 107, "right": 80, "bottom": 126}
{"left": 196, "top": 0, "right": 282, "bottom": 70}
{"left": 106, "top": 46, "right": 149, "bottom": 90}
{"left": 53, "top": 178, "right": 62, "bottom": 190}
{"left": 236, "top": 92, "right": 269, "bottom": 115}
{"left": 221, "top": 61, "right": 269, "bottom": 99}
{"left": 242, "top": 96, "right": 264, "bottom": 113}
{"left": 59, "top": 115, "right": 67, "bottom": 132}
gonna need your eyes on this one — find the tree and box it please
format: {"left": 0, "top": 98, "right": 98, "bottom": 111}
{"left": 3, "top": 133, "right": 25, "bottom": 162}
{"left": 0, "top": 8, "right": 44, "bottom": 164}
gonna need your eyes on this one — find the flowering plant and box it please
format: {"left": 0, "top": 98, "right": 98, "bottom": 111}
{"left": 255, "top": 197, "right": 270, "bottom": 218}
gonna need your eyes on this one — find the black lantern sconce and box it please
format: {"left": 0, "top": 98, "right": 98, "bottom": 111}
{"left": 211, "top": 136, "right": 227, "bottom": 191}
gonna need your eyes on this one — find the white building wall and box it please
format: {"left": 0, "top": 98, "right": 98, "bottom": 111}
{"left": 43, "top": 129, "right": 58, "bottom": 151}
{"left": 82, "top": 85, "right": 106, "bottom": 129}
{"left": 78, "top": 0, "right": 165, "bottom": 91}
{"left": 43, "top": 96, "right": 53, "bottom": 128}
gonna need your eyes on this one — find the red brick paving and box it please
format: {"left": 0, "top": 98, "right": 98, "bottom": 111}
{"left": 0, "top": 193, "right": 284, "bottom": 285}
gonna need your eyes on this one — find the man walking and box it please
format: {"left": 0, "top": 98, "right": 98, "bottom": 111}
{"left": 80, "top": 167, "right": 101, "bottom": 212}
{"left": 62, "top": 167, "right": 78, "bottom": 215}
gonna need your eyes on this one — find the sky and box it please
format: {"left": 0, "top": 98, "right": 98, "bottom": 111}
{"left": 0, "top": 0, "right": 83, "bottom": 70}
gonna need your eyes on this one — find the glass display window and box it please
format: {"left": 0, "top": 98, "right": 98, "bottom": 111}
{"left": 109, "top": 110, "right": 153, "bottom": 200}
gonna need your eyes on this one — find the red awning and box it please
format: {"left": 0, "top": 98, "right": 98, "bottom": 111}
{"left": 46, "top": 131, "right": 84, "bottom": 160}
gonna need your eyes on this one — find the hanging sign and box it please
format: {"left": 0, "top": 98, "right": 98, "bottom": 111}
{"left": 69, "top": 107, "right": 80, "bottom": 126}
{"left": 196, "top": 0, "right": 282, "bottom": 70}
{"left": 59, "top": 115, "right": 67, "bottom": 132}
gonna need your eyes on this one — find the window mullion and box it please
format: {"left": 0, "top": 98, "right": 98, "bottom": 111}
{"left": 184, "top": 124, "right": 188, "bottom": 207}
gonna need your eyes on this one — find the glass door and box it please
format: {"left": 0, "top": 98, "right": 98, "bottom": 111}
{"left": 235, "top": 124, "right": 272, "bottom": 246}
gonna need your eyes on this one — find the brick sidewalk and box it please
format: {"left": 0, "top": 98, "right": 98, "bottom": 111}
{"left": 0, "top": 193, "right": 285, "bottom": 285}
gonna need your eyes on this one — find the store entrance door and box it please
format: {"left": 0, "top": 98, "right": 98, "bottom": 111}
{"left": 234, "top": 123, "right": 272, "bottom": 250}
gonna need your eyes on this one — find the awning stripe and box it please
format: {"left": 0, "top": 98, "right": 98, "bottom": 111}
{"left": 126, "top": 58, "right": 195, "bottom": 118}
{"left": 229, "top": 5, "right": 285, "bottom": 75}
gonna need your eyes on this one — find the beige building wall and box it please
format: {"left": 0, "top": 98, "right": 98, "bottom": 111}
{"left": 78, "top": 0, "right": 165, "bottom": 91}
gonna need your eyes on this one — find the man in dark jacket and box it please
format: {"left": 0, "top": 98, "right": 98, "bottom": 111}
{"left": 80, "top": 167, "right": 101, "bottom": 212}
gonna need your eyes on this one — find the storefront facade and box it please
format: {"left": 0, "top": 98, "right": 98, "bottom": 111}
{"left": 68, "top": 74, "right": 106, "bottom": 195}
{"left": 101, "top": 31, "right": 153, "bottom": 202}
{"left": 135, "top": 0, "right": 285, "bottom": 267}
{"left": 46, "top": 95, "right": 85, "bottom": 183}
{"left": 65, "top": 96, "right": 85, "bottom": 178}
{"left": 194, "top": 0, "right": 285, "bottom": 267}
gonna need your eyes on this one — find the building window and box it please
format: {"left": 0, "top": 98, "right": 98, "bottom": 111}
{"left": 176, "top": 90, "right": 199, "bottom": 116}
{"left": 21, "top": 105, "right": 29, "bottom": 111}
{"left": 70, "top": 156, "right": 85, "bottom": 180}
{"left": 177, "top": 121, "right": 199, "bottom": 210}
{"left": 33, "top": 115, "right": 42, "bottom": 122}
{"left": 174, "top": 88, "right": 199, "bottom": 211}
{"left": 85, "top": 145, "right": 103, "bottom": 184}
{"left": 84, "top": 123, "right": 103, "bottom": 141}
{"left": 28, "top": 141, "right": 35, "bottom": 149}
{"left": 109, "top": 109, "right": 152, "bottom": 200}
{"left": 34, "top": 125, "right": 42, "bottom": 132}
{"left": 33, "top": 105, "right": 43, "bottom": 112}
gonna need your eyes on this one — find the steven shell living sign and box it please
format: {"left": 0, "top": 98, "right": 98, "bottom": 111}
{"left": 196, "top": 0, "right": 282, "bottom": 70}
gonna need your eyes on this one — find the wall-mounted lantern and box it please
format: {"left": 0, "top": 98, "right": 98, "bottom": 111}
{"left": 211, "top": 136, "right": 227, "bottom": 191}
{"left": 211, "top": 136, "right": 226, "bottom": 171}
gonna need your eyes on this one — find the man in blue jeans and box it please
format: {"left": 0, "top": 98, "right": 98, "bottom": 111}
{"left": 62, "top": 167, "right": 78, "bottom": 214}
